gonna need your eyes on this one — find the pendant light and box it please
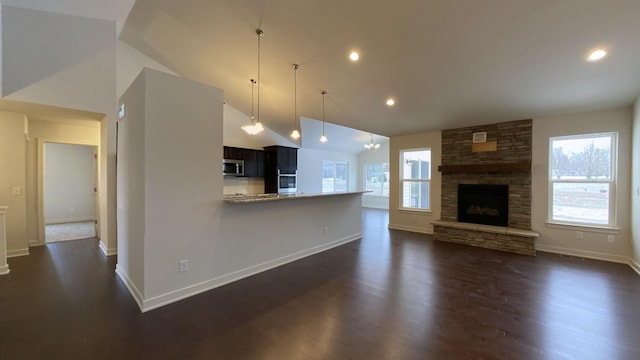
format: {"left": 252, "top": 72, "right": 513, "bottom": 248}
{"left": 364, "top": 134, "right": 380, "bottom": 151}
{"left": 290, "top": 64, "right": 301, "bottom": 139}
{"left": 320, "top": 90, "right": 328, "bottom": 143}
{"left": 241, "top": 29, "right": 265, "bottom": 135}
{"left": 241, "top": 79, "right": 262, "bottom": 135}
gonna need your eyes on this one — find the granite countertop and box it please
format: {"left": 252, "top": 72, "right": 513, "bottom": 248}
{"left": 223, "top": 191, "right": 367, "bottom": 204}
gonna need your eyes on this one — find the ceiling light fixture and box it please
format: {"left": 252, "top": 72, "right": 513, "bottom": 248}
{"left": 290, "top": 64, "right": 301, "bottom": 139}
{"left": 587, "top": 48, "right": 607, "bottom": 62}
{"left": 349, "top": 51, "right": 360, "bottom": 61}
{"left": 241, "top": 79, "right": 263, "bottom": 135}
{"left": 386, "top": 98, "right": 395, "bottom": 106}
{"left": 364, "top": 134, "right": 380, "bottom": 151}
{"left": 241, "top": 29, "right": 265, "bottom": 135}
{"left": 320, "top": 90, "right": 328, "bottom": 143}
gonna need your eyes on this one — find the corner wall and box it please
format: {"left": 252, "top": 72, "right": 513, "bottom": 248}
{"left": 388, "top": 131, "right": 442, "bottom": 234}
{"left": 532, "top": 107, "right": 633, "bottom": 263}
{"left": 0, "top": 111, "right": 27, "bottom": 256}
{"left": 631, "top": 96, "right": 640, "bottom": 273}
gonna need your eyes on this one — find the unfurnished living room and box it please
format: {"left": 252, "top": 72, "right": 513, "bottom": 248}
{"left": 1, "top": 1, "right": 640, "bottom": 359}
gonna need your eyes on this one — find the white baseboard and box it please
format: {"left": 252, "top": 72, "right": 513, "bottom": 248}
{"left": 388, "top": 223, "right": 433, "bottom": 235}
{"left": 99, "top": 241, "right": 117, "bottom": 256}
{"left": 115, "top": 265, "right": 144, "bottom": 310}
{"left": 0, "top": 265, "right": 10, "bottom": 275}
{"left": 7, "top": 248, "right": 29, "bottom": 258}
{"left": 536, "top": 244, "right": 629, "bottom": 264}
{"left": 137, "top": 233, "right": 362, "bottom": 313}
{"left": 629, "top": 258, "right": 640, "bottom": 276}
{"left": 28, "top": 240, "right": 41, "bottom": 247}
{"left": 46, "top": 217, "right": 96, "bottom": 225}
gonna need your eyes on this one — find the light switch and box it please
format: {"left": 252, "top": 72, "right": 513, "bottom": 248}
{"left": 12, "top": 187, "right": 21, "bottom": 196}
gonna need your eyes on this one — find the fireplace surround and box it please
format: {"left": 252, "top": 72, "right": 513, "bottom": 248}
{"left": 433, "top": 119, "right": 538, "bottom": 255}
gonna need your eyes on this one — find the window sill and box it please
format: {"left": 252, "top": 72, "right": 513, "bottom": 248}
{"left": 398, "top": 208, "right": 433, "bottom": 215}
{"left": 544, "top": 221, "right": 620, "bottom": 234}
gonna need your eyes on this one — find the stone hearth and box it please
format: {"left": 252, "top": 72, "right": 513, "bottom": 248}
{"left": 434, "top": 119, "right": 538, "bottom": 255}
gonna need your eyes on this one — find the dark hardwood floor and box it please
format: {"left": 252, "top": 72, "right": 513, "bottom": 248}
{"left": 1, "top": 209, "right": 639, "bottom": 359}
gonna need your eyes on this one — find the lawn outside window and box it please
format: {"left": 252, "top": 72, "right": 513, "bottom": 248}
{"left": 548, "top": 132, "right": 617, "bottom": 228}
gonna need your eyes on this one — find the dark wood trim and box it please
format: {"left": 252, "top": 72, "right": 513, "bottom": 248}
{"left": 437, "top": 161, "right": 531, "bottom": 174}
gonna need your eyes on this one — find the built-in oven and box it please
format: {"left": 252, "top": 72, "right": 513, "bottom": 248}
{"left": 223, "top": 159, "right": 244, "bottom": 176}
{"left": 277, "top": 170, "right": 297, "bottom": 194}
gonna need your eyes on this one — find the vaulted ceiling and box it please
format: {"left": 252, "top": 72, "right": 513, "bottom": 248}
{"left": 121, "top": 0, "right": 640, "bottom": 138}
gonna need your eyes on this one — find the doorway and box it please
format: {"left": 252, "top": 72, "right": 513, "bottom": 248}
{"left": 39, "top": 142, "right": 99, "bottom": 243}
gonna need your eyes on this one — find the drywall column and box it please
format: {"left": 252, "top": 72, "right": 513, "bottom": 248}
{"left": 0, "top": 206, "right": 9, "bottom": 275}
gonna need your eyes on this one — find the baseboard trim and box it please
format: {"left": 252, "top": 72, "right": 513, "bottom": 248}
{"left": 536, "top": 244, "right": 629, "bottom": 264}
{"left": 139, "top": 233, "right": 362, "bottom": 313}
{"left": 628, "top": 258, "right": 640, "bottom": 276}
{"left": 7, "top": 248, "right": 29, "bottom": 258}
{"left": 46, "top": 217, "right": 96, "bottom": 225}
{"left": 28, "top": 240, "right": 41, "bottom": 247}
{"left": 99, "top": 241, "right": 117, "bottom": 256}
{"left": 0, "top": 265, "right": 10, "bottom": 275}
{"left": 115, "top": 265, "right": 144, "bottom": 310}
{"left": 388, "top": 223, "right": 433, "bottom": 235}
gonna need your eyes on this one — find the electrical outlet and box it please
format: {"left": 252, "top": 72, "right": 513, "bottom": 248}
{"left": 607, "top": 235, "right": 615, "bottom": 243}
{"left": 179, "top": 259, "right": 189, "bottom": 272}
{"left": 323, "top": 226, "right": 328, "bottom": 235}
{"left": 12, "top": 187, "right": 21, "bottom": 196}
{"left": 576, "top": 231, "right": 583, "bottom": 239}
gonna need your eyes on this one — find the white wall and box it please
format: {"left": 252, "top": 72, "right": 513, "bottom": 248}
{"left": 117, "top": 40, "right": 177, "bottom": 99}
{"left": 1, "top": 5, "right": 117, "bottom": 254}
{"left": 532, "top": 107, "right": 633, "bottom": 263}
{"left": 358, "top": 141, "right": 390, "bottom": 209}
{"left": 631, "top": 96, "right": 640, "bottom": 273}
{"left": 0, "top": 111, "right": 27, "bottom": 256}
{"left": 116, "top": 69, "right": 363, "bottom": 311}
{"left": 44, "top": 143, "right": 96, "bottom": 224}
{"left": 388, "top": 131, "right": 442, "bottom": 234}
{"left": 297, "top": 148, "right": 358, "bottom": 194}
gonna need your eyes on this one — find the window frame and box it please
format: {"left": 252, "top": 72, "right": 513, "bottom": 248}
{"left": 548, "top": 132, "right": 617, "bottom": 228}
{"left": 399, "top": 148, "right": 431, "bottom": 212}
{"left": 322, "top": 160, "right": 349, "bottom": 193}
{"left": 363, "top": 162, "right": 390, "bottom": 197}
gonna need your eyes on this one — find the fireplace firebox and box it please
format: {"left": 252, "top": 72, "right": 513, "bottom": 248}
{"left": 458, "top": 184, "right": 508, "bottom": 227}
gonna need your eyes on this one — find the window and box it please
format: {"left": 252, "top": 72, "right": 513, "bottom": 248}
{"left": 364, "top": 163, "right": 389, "bottom": 196}
{"left": 549, "top": 132, "right": 617, "bottom": 227}
{"left": 322, "top": 160, "right": 348, "bottom": 193}
{"left": 400, "top": 149, "right": 431, "bottom": 210}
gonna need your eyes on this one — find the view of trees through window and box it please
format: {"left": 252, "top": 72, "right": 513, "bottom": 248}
{"left": 400, "top": 149, "right": 431, "bottom": 210}
{"left": 549, "top": 133, "right": 616, "bottom": 226}
{"left": 364, "top": 163, "right": 389, "bottom": 196}
{"left": 322, "top": 161, "right": 348, "bottom": 193}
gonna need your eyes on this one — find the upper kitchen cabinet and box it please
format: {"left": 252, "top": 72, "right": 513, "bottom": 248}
{"left": 263, "top": 146, "right": 298, "bottom": 174}
{"left": 223, "top": 146, "right": 264, "bottom": 177}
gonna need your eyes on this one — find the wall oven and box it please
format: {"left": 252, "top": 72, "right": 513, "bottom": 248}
{"left": 223, "top": 159, "right": 244, "bottom": 176}
{"left": 277, "top": 170, "right": 297, "bottom": 194}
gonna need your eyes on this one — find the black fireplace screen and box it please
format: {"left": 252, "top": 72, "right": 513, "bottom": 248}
{"left": 458, "top": 184, "right": 508, "bottom": 227}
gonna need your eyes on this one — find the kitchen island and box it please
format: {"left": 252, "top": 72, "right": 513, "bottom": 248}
{"left": 224, "top": 191, "right": 368, "bottom": 204}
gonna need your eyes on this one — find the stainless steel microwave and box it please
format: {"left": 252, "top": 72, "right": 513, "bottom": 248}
{"left": 277, "top": 170, "right": 297, "bottom": 193}
{"left": 223, "top": 159, "right": 244, "bottom": 176}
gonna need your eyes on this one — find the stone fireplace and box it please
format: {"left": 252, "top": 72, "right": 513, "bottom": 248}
{"left": 433, "top": 119, "right": 538, "bottom": 255}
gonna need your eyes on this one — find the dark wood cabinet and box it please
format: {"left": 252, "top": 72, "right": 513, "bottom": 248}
{"left": 223, "top": 146, "right": 264, "bottom": 178}
{"left": 263, "top": 146, "right": 298, "bottom": 193}
{"left": 264, "top": 146, "right": 298, "bottom": 174}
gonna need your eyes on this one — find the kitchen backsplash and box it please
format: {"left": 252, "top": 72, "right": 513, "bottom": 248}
{"left": 223, "top": 177, "right": 265, "bottom": 195}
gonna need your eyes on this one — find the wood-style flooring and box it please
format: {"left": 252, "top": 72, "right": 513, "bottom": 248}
{"left": 1, "top": 209, "right": 639, "bottom": 359}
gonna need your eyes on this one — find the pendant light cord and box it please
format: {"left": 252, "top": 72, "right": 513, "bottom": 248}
{"left": 257, "top": 30, "right": 262, "bottom": 124}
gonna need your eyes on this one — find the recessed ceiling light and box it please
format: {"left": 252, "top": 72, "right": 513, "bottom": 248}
{"left": 349, "top": 51, "right": 360, "bottom": 61}
{"left": 386, "top": 98, "right": 395, "bottom": 106}
{"left": 587, "top": 49, "right": 607, "bottom": 62}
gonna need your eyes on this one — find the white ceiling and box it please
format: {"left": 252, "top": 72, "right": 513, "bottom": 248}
{"left": 121, "top": 0, "right": 640, "bottom": 138}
